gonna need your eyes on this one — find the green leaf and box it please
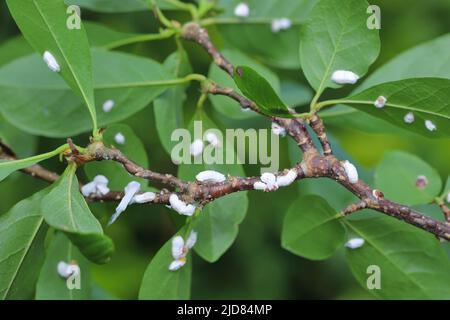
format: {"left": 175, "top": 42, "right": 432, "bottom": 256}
{"left": 375, "top": 151, "right": 442, "bottom": 206}
{"left": 42, "top": 163, "right": 103, "bottom": 234}
{"left": 84, "top": 22, "right": 143, "bottom": 49}
{"left": 0, "top": 115, "right": 38, "bottom": 158}
{"left": 65, "top": 0, "right": 175, "bottom": 13}
{"left": 345, "top": 216, "right": 450, "bottom": 299}
{"left": 233, "top": 65, "right": 290, "bottom": 117}
{"left": 279, "top": 79, "right": 313, "bottom": 108}
{"left": 41, "top": 163, "right": 114, "bottom": 264}
{"left": 208, "top": 49, "right": 280, "bottom": 120}
{"left": 192, "top": 192, "right": 248, "bottom": 262}
{"left": 154, "top": 51, "right": 192, "bottom": 155}
{"left": 85, "top": 124, "right": 149, "bottom": 189}
{"left": 177, "top": 111, "right": 248, "bottom": 262}
{"left": 0, "top": 49, "right": 172, "bottom": 137}
{"left": 66, "top": 233, "right": 114, "bottom": 265}
{"left": 216, "top": 0, "right": 318, "bottom": 69}
{"left": 281, "top": 195, "right": 345, "bottom": 260}
{"left": 358, "top": 33, "right": 450, "bottom": 91}
{"left": 36, "top": 232, "right": 91, "bottom": 300}
{"left": 0, "top": 190, "right": 48, "bottom": 300}
{"left": 7, "top": 0, "right": 97, "bottom": 132}
{"left": 320, "top": 105, "right": 411, "bottom": 136}
{"left": 299, "top": 0, "right": 380, "bottom": 94}
{"left": 322, "top": 34, "right": 450, "bottom": 127}
{"left": 0, "top": 36, "right": 32, "bottom": 67}
{"left": 139, "top": 230, "right": 191, "bottom": 300}
{"left": 0, "top": 144, "right": 67, "bottom": 182}
{"left": 343, "top": 78, "right": 450, "bottom": 137}
{"left": 0, "top": 22, "right": 146, "bottom": 65}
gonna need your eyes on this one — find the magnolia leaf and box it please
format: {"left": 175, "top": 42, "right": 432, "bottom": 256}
{"left": 282, "top": 195, "right": 345, "bottom": 260}
{"left": 0, "top": 144, "right": 67, "bottom": 182}
{"left": 343, "top": 78, "right": 450, "bottom": 137}
{"left": 0, "top": 50, "right": 172, "bottom": 137}
{"left": 299, "top": 0, "right": 380, "bottom": 94}
{"left": 41, "top": 163, "right": 114, "bottom": 264}
{"left": 375, "top": 151, "right": 442, "bottom": 206}
{"left": 36, "top": 232, "right": 91, "bottom": 300}
{"left": 139, "top": 229, "right": 191, "bottom": 300}
{"left": 7, "top": 0, "right": 97, "bottom": 130}
{"left": 0, "top": 190, "right": 49, "bottom": 299}
{"left": 233, "top": 65, "right": 290, "bottom": 117}
{"left": 345, "top": 216, "right": 450, "bottom": 299}
{"left": 208, "top": 49, "right": 280, "bottom": 120}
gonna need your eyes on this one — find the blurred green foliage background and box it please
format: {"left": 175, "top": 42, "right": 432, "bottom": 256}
{"left": 0, "top": 0, "right": 449, "bottom": 299}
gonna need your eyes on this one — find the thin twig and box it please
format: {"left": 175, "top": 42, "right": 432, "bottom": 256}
{"left": 308, "top": 113, "right": 333, "bottom": 156}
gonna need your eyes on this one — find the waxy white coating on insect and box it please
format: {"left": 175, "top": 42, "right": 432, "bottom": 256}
{"left": 109, "top": 181, "right": 141, "bottom": 225}
{"left": 261, "top": 172, "right": 278, "bottom": 190}
{"left": 447, "top": 191, "right": 450, "bottom": 203}
{"left": 234, "top": 2, "right": 249, "bottom": 18}
{"left": 271, "top": 122, "right": 286, "bottom": 137}
{"left": 415, "top": 175, "right": 428, "bottom": 189}
{"left": 342, "top": 160, "right": 358, "bottom": 184}
{"left": 374, "top": 96, "right": 387, "bottom": 109}
{"left": 169, "top": 194, "right": 196, "bottom": 216}
{"left": 254, "top": 173, "right": 279, "bottom": 191}
{"left": 425, "top": 120, "right": 437, "bottom": 132}
{"left": 345, "top": 238, "right": 365, "bottom": 249}
{"left": 196, "top": 170, "right": 226, "bottom": 183}
{"left": 271, "top": 18, "right": 292, "bottom": 33}
{"left": 169, "top": 231, "right": 197, "bottom": 271}
{"left": 171, "top": 236, "right": 185, "bottom": 260}
{"left": 253, "top": 181, "right": 267, "bottom": 190}
{"left": 185, "top": 230, "right": 197, "bottom": 249}
{"left": 43, "top": 51, "right": 60, "bottom": 72}
{"left": 372, "top": 189, "right": 382, "bottom": 199}
{"left": 114, "top": 132, "right": 125, "bottom": 145}
{"left": 132, "top": 192, "right": 156, "bottom": 204}
{"left": 189, "top": 139, "right": 204, "bottom": 157}
{"left": 81, "top": 175, "right": 110, "bottom": 197}
{"left": 169, "top": 259, "right": 186, "bottom": 271}
{"left": 331, "top": 70, "right": 359, "bottom": 85}
{"left": 57, "top": 261, "right": 80, "bottom": 278}
{"left": 404, "top": 112, "right": 414, "bottom": 124}
{"left": 276, "top": 170, "right": 297, "bottom": 187}
{"left": 205, "top": 132, "right": 220, "bottom": 147}
{"left": 102, "top": 99, "right": 115, "bottom": 113}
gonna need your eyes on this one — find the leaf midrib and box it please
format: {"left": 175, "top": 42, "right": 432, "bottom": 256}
{"left": 313, "top": 6, "right": 353, "bottom": 96}
{"left": 32, "top": 0, "right": 95, "bottom": 118}
{"left": 66, "top": 169, "right": 77, "bottom": 231}
{"left": 344, "top": 100, "right": 450, "bottom": 120}
{"left": 1, "top": 216, "right": 44, "bottom": 299}
{"left": 344, "top": 220, "right": 432, "bottom": 299}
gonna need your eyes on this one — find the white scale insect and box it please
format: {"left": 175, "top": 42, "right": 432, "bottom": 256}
{"left": 169, "top": 231, "right": 197, "bottom": 271}
{"left": 342, "top": 160, "right": 359, "bottom": 184}
{"left": 169, "top": 194, "right": 196, "bottom": 216}
{"left": 43, "top": 51, "right": 60, "bottom": 72}
{"left": 234, "top": 2, "right": 250, "bottom": 18}
{"left": 331, "top": 70, "right": 359, "bottom": 85}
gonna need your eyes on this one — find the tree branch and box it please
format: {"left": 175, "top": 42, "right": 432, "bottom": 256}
{"left": 308, "top": 113, "right": 333, "bottom": 156}
{"left": 4, "top": 21, "right": 449, "bottom": 242}
{"left": 0, "top": 141, "right": 60, "bottom": 183}
{"left": 179, "top": 22, "right": 450, "bottom": 241}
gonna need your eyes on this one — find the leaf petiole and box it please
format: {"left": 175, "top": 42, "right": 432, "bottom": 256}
{"left": 104, "top": 29, "right": 176, "bottom": 50}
